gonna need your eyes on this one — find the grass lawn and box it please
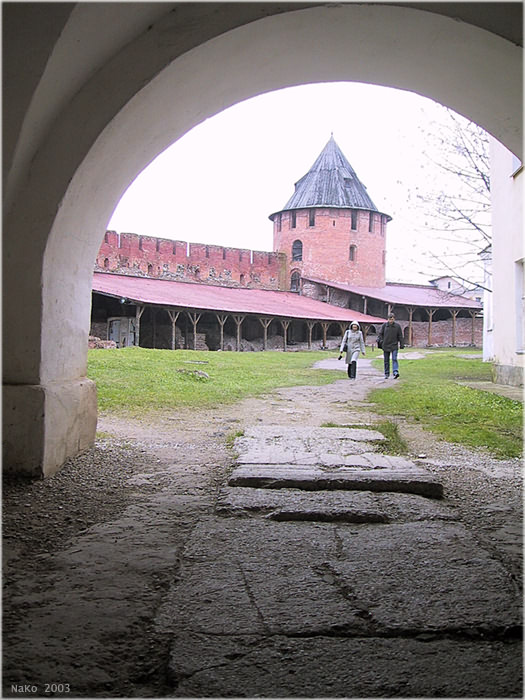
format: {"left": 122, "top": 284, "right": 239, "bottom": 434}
{"left": 87, "top": 347, "right": 341, "bottom": 415}
{"left": 369, "top": 349, "right": 523, "bottom": 459}
{"left": 88, "top": 346, "right": 523, "bottom": 459}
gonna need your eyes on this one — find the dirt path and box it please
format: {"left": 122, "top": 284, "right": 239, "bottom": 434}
{"left": 3, "top": 359, "right": 522, "bottom": 697}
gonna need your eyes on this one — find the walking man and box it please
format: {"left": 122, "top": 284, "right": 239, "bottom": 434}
{"left": 378, "top": 313, "right": 405, "bottom": 379}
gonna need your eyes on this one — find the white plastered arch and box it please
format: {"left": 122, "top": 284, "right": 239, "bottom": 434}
{"left": 4, "top": 4, "right": 522, "bottom": 475}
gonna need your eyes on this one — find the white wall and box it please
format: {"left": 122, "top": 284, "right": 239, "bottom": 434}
{"left": 490, "top": 139, "right": 524, "bottom": 385}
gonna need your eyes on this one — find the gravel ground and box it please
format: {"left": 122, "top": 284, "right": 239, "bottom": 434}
{"left": 2, "top": 361, "right": 522, "bottom": 697}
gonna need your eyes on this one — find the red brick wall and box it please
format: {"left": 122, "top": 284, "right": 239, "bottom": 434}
{"left": 95, "top": 231, "right": 286, "bottom": 289}
{"left": 273, "top": 208, "right": 387, "bottom": 289}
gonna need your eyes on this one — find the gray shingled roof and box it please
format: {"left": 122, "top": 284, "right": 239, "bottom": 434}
{"left": 270, "top": 135, "right": 388, "bottom": 219}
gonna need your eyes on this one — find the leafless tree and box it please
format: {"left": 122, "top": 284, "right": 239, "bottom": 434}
{"left": 414, "top": 108, "right": 491, "bottom": 291}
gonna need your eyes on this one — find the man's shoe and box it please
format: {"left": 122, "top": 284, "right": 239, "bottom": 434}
{"left": 394, "top": 372, "right": 399, "bottom": 379}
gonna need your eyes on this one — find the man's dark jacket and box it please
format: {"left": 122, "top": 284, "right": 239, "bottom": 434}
{"left": 378, "top": 321, "right": 404, "bottom": 352}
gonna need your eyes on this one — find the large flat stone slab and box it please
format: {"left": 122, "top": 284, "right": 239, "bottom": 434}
{"left": 169, "top": 634, "right": 522, "bottom": 698}
{"left": 158, "top": 517, "right": 521, "bottom": 639}
{"left": 228, "top": 462, "right": 443, "bottom": 498}
{"left": 217, "top": 487, "right": 458, "bottom": 523}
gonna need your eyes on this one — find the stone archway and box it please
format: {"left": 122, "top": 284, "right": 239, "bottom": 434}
{"left": 4, "top": 3, "right": 522, "bottom": 476}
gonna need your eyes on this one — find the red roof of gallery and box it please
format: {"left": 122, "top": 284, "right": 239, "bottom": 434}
{"left": 304, "top": 277, "right": 483, "bottom": 309}
{"left": 92, "top": 273, "right": 386, "bottom": 324}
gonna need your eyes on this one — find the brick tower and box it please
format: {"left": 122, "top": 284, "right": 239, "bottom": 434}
{"left": 269, "top": 135, "right": 391, "bottom": 290}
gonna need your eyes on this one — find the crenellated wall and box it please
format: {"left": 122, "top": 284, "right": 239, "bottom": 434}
{"left": 95, "top": 231, "right": 287, "bottom": 289}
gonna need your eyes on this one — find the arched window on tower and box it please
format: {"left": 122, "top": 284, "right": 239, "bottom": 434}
{"left": 292, "top": 239, "right": 303, "bottom": 261}
{"left": 351, "top": 210, "right": 357, "bottom": 230}
{"left": 290, "top": 271, "right": 301, "bottom": 292}
{"left": 349, "top": 245, "right": 357, "bottom": 262}
{"left": 291, "top": 211, "right": 296, "bottom": 228}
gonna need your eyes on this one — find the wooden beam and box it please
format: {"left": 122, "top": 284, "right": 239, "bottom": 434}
{"left": 451, "top": 310, "right": 456, "bottom": 347}
{"left": 280, "top": 319, "right": 291, "bottom": 351}
{"left": 134, "top": 305, "right": 145, "bottom": 347}
{"left": 426, "top": 308, "right": 436, "bottom": 346}
{"left": 258, "top": 316, "right": 273, "bottom": 350}
{"left": 187, "top": 311, "right": 202, "bottom": 350}
{"left": 233, "top": 314, "right": 245, "bottom": 351}
{"left": 215, "top": 313, "right": 229, "bottom": 351}
{"left": 306, "top": 320, "right": 316, "bottom": 350}
{"left": 469, "top": 310, "right": 477, "bottom": 345}
{"left": 320, "top": 321, "right": 330, "bottom": 349}
{"left": 166, "top": 309, "right": 181, "bottom": 350}
{"left": 407, "top": 307, "right": 414, "bottom": 346}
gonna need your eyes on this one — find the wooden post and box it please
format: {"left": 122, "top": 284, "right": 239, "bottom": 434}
{"left": 187, "top": 311, "right": 202, "bottom": 350}
{"left": 280, "top": 319, "right": 291, "bottom": 351}
{"left": 320, "top": 322, "right": 330, "bottom": 348}
{"left": 451, "top": 310, "right": 456, "bottom": 347}
{"left": 258, "top": 317, "right": 272, "bottom": 350}
{"left": 338, "top": 322, "right": 347, "bottom": 338}
{"left": 166, "top": 309, "right": 180, "bottom": 350}
{"left": 362, "top": 296, "right": 368, "bottom": 314}
{"left": 152, "top": 308, "right": 157, "bottom": 349}
{"left": 407, "top": 307, "right": 414, "bottom": 346}
{"left": 215, "top": 313, "right": 228, "bottom": 350}
{"left": 233, "top": 314, "right": 245, "bottom": 351}
{"left": 135, "top": 305, "right": 145, "bottom": 347}
{"left": 469, "top": 310, "right": 477, "bottom": 345}
{"left": 426, "top": 308, "right": 436, "bottom": 346}
{"left": 362, "top": 324, "right": 368, "bottom": 342}
{"left": 306, "top": 321, "right": 316, "bottom": 350}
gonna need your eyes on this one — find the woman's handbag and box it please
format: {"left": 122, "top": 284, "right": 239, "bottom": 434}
{"left": 342, "top": 343, "right": 348, "bottom": 352}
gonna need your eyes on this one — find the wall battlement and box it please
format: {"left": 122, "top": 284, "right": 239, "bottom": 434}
{"left": 96, "top": 231, "right": 287, "bottom": 289}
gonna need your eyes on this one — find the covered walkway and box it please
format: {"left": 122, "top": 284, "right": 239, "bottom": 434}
{"left": 92, "top": 272, "right": 385, "bottom": 351}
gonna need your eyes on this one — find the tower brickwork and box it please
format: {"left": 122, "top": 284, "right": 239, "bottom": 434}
{"left": 270, "top": 136, "right": 391, "bottom": 290}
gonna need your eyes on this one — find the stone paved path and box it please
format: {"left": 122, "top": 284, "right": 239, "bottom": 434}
{"left": 3, "top": 356, "right": 522, "bottom": 698}
{"left": 156, "top": 359, "right": 522, "bottom": 697}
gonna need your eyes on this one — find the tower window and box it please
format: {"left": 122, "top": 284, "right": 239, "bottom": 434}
{"left": 205, "top": 246, "right": 209, "bottom": 258}
{"left": 292, "top": 239, "right": 303, "bottom": 262}
{"left": 349, "top": 245, "right": 357, "bottom": 262}
{"left": 223, "top": 248, "right": 227, "bottom": 260}
{"left": 276, "top": 213, "right": 282, "bottom": 232}
{"left": 351, "top": 210, "right": 357, "bottom": 230}
{"left": 290, "top": 271, "right": 301, "bottom": 292}
{"left": 309, "top": 209, "right": 315, "bottom": 227}
{"left": 291, "top": 211, "right": 296, "bottom": 228}
{"left": 381, "top": 215, "right": 386, "bottom": 236}
{"left": 369, "top": 212, "right": 374, "bottom": 233}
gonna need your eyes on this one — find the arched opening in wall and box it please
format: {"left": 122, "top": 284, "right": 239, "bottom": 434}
{"left": 6, "top": 3, "right": 520, "bottom": 482}
{"left": 290, "top": 270, "right": 301, "bottom": 292}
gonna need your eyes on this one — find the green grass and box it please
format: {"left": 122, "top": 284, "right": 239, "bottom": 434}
{"left": 369, "top": 350, "right": 523, "bottom": 458}
{"left": 87, "top": 347, "right": 341, "bottom": 416}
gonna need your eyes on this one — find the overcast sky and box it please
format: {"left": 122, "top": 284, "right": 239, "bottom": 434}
{"left": 108, "top": 81, "right": 484, "bottom": 285}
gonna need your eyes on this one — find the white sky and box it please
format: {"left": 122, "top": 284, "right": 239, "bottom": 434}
{"left": 108, "top": 81, "right": 485, "bottom": 285}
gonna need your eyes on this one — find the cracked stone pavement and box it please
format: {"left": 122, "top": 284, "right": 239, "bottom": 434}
{"left": 3, "top": 358, "right": 522, "bottom": 698}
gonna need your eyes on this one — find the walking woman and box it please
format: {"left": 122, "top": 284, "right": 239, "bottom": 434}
{"left": 338, "top": 321, "right": 366, "bottom": 380}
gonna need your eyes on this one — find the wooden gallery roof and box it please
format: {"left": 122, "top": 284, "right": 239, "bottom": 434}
{"left": 92, "top": 273, "right": 386, "bottom": 325}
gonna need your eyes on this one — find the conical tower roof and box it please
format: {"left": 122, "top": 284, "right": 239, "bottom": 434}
{"left": 270, "top": 135, "right": 389, "bottom": 218}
